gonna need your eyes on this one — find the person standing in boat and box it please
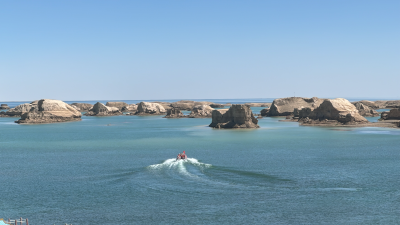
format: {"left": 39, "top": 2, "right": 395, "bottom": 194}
{"left": 181, "top": 151, "right": 187, "bottom": 159}
{"left": 176, "top": 153, "right": 181, "bottom": 160}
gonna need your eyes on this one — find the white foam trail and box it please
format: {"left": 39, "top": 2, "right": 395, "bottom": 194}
{"left": 148, "top": 158, "right": 212, "bottom": 170}
{"left": 147, "top": 158, "right": 212, "bottom": 178}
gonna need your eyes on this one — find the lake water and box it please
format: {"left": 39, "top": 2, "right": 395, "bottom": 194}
{"left": 1, "top": 100, "right": 399, "bottom": 224}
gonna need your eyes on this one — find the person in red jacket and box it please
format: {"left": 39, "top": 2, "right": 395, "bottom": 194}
{"left": 181, "top": 151, "right": 187, "bottom": 159}
{"left": 176, "top": 153, "right": 181, "bottom": 160}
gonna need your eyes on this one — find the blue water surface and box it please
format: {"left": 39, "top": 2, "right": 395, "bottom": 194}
{"left": 0, "top": 100, "right": 399, "bottom": 224}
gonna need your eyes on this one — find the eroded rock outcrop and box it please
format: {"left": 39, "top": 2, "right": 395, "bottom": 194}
{"left": 189, "top": 105, "right": 213, "bottom": 118}
{"left": 152, "top": 102, "right": 172, "bottom": 110}
{"left": 0, "top": 104, "right": 10, "bottom": 109}
{"left": 171, "top": 100, "right": 214, "bottom": 110}
{"left": 70, "top": 103, "right": 93, "bottom": 112}
{"left": 209, "top": 104, "right": 225, "bottom": 108}
{"left": 245, "top": 103, "right": 272, "bottom": 107}
{"left": 267, "top": 97, "right": 324, "bottom": 116}
{"left": 85, "top": 102, "right": 122, "bottom": 116}
{"left": 209, "top": 104, "right": 259, "bottom": 128}
{"left": 164, "top": 108, "right": 185, "bottom": 118}
{"left": 374, "top": 100, "right": 400, "bottom": 109}
{"left": 0, "top": 103, "right": 35, "bottom": 117}
{"left": 16, "top": 99, "right": 82, "bottom": 124}
{"left": 352, "top": 100, "right": 379, "bottom": 109}
{"left": 106, "top": 102, "right": 128, "bottom": 110}
{"left": 354, "top": 102, "right": 379, "bottom": 117}
{"left": 299, "top": 98, "right": 368, "bottom": 125}
{"left": 135, "top": 102, "right": 166, "bottom": 115}
{"left": 122, "top": 104, "right": 138, "bottom": 112}
{"left": 380, "top": 109, "right": 400, "bottom": 120}
{"left": 260, "top": 108, "right": 270, "bottom": 116}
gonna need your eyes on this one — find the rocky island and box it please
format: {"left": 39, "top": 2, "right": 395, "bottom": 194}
{"left": 267, "top": 97, "right": 324, "bottom": 117}
{"left": 0, "top": 101, "right": 38, "bottom": 117}
{"left": 0, "top": 104, "right": 10, "bottom": 110}
{"left": 106, "top": 102, "right": 128, "bottom": 110}
{"left": 70, "top": 103, "right": 93, "bottom": 112}
{"left": 170, "top": 100, "right": 214, "bottom": 111}
{"left": 380, "top": 109, "right": 400, "bottom": 120}
{"left": 122, "top": 104, "right": 138, "bottom": 113}
{"left": 297, "top": 98, "right": 368, "bottom": 125}
{"left": 209, "top": 104, "right": 259, "bottom": 128}
{"left": 353, "top": 102, "right": 379, "bottom": 117}
{"left": 188, "top": 105, "right": 213, "bottom": 118}
{"left": 85, "top": 102, "right": 122, "bottom": 116}
{"left": 164, "top": 108, "right": 185, "bottom": 118}
{"left": 16, "top": 99, "right": 82, "bottom": 124}
{"left": 135, "top": 102, "right": 166, "bottom": 115}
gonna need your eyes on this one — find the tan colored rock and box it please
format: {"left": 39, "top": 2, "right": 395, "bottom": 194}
{"left": 85, "top": 102, "right": 122, "bottom": 116}
{"left": 30, "top": 100, "right": 39, "bottom": 105}
{"left": 171, "top": 100, "right": 214, "bottom": 110}
{"left": 260, "top": 108, "right": 270, "bottom": 116}
{"left": 209, "top": 104, "right": 225, "bottom": 108}
{"left": 189, "top": 105, "right": 214, "bottom": 118}
{"left": 352, "top": 100, "right": 379, "bottom": 109}
{"left": 380, "top": 109, "right": 400, "bottom": 120}
{"left": 122, "top": 104, "right": 138, "bottom": 112}
{"left": 374, "top": 100, "right": 400, "bottom": 109}
{"left": 301, "top": 98, "right": 368, "bottom": 124}
{"left": 70, "top": 103, "right": 93, "bottom": 112}
{"left": 209, "top": 104, "right": 259, "bottom": 128}
{"left": 354, "top": 102, "right": 379, "bottom": 117}
{"left": 1, "top": 103, "right": 35, "bottom": 117}
{"left": 164, "top": 108, "right": 185, "bottom": 118}
{"left": 16, "top": 99, "right": 81, "bottom": 124}
{"left": 136, "top": 102, "right": 166, "bottom": 115}
{"left": 244, "top": 103, "right": 272, "bottom": 107}
{"left": 106, "top": 102, "right": 128, "bottom": 110}
{"left": 0, "top": 104, "right": 10, "bottom": 109}
{"left": 152, "top": 101, "right": 172, "bottom": 110}
{"left": 267, "top": 97, "right": 324, "bottom": 116}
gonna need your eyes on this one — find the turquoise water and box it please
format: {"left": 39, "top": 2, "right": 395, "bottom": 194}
{"left": 1, "top": 102, "right": 400, "bottom": 224}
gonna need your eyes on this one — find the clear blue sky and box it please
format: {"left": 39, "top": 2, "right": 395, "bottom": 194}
{"left": 1, "top": 0, "right": 399, "bottom": 101}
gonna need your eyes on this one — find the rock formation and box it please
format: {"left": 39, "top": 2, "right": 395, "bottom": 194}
{"left": 267, "top": 97, "right": 324, "bottom": 116}
{"left": 299, "top": 98, "right": 368, "bottom": 125}
{"left": 0, "top": 104, "right": 10, "bottom": 109}
{"left": 122, "top": 104, "right": 138, "bottom": 112}
{"left": 85, "top": 102, "right": 122, "bottom": 116}
{"left": 170, "top": 100, "right": 214, "bottom": 110}
{"left": 244, "top": 103, "right": 272, "bottom": 107}
{"left": 0, "top": 103, "right": 35, "bottom": 117}
{"left": 209, "top": 104, "right": 259, "bottom": 128}
{"left": 354, "top": 102, "right": 379, "bottom": 117}
{"left": 106, "top": 102, "right": 128, "bottom": 110}
{"left": 70, "top": 103, "right": 93, "bottom": 112}
{"left": 152, "top": 102, "right": 172, "bottom": 110}
{"left": 164, "top": 108, "right": 185, "bottom": 118}
{"left": 209, "top": 104, "right": 225, "bottom": 108}
{"left": 260, "top": 108, "right": 270, "bottom": 116}
{"left": 380, "top": 109, "right": 400, "bottom": 120}
{"left": 135, "top": 102, "right": 166, "bottom": 115}
{"left": 374, "top": 100, "right": 400, "bottom": 109}
{"left": 380, "top": 111, "right": 389, "bottom": 120}
{"left": 16, "top": 99, "right": 82, "bottom": 124}
{"left": 352, "top": 100, "right": 379, "bottom": 109}
{"left": 188, "top": 105, "right": 214, "bottom": 118}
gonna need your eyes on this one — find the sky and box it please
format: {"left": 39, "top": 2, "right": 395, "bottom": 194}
{"left": 1, "top": 0, "right": 399, "bottom": 101}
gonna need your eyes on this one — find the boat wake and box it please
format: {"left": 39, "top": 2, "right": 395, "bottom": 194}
{"left": 148, "top": 158, "right": 211, "bottom": 178}
{"left": 146, "top": 158, "right": 289, "bottom": 191}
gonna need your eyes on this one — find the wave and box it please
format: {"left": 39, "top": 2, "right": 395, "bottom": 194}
{"left": 148, "top": 158, "right": 211, "bottom": 178}
{"left": 147, "top": 158, "right": 289, "bottom": 189}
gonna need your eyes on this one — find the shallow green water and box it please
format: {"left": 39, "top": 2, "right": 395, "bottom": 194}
{"left": 1, "top": 107, "right": 399, "bottom": 224}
